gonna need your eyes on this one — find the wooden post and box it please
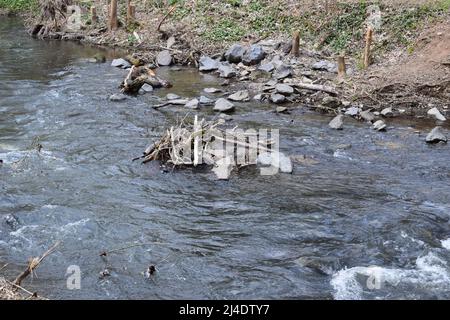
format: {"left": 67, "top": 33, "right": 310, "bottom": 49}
{"left": 90, "top": 6, "right": 98, "bottom": 24}
{"left": 363, "top": 27, "right": 373, "bottom": 69}
{"left": 291, "top": 31, "right": 300, "bottom": 57}
{"left": 109, "top": 0, "right": 118, "bottom": 31}
{"left": 337, "top": 55, "right": 346, "bottom": 78}
{"left": 127, "top": 2, "right": 135, "bottom": 26}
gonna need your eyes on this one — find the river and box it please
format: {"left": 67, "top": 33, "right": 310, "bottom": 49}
{"left": 1, "top": 17, "right": 450, "bottom": 300}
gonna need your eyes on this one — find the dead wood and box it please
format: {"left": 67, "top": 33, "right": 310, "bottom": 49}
{"left": 13, "top": 242, "right": 60, "bottom": 287}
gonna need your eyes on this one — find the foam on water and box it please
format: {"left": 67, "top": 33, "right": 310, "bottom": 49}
{"left": 441, "top": 238, "right": 450, "bottom": 250}
{"left": 331, "top": 252, "right": 450, "bottom": 300}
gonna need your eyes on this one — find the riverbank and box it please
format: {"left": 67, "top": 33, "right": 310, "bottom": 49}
{"left": 2, "top": 0, "right": 448, "bottom": 119}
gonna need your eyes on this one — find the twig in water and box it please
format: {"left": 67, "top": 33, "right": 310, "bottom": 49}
{"left": 13, "top": 241, "right": 60, "bottom": 286}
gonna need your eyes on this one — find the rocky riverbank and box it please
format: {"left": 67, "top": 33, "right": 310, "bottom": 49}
{"left": 3, "top": 0, "right": 450, "bottom": 131}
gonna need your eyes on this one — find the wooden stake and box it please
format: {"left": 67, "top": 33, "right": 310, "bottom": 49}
{"left": 127, "top": 2, "right": 135, "bottom": 26}
{"left": 90, "top": 6, "right": 98, "bottom": 24}
{"left": 109, "top": 0, "right": 118, "bottom": 31}
{"left": 363, "top": 27, "right": 373, "bottom": 69}
{"left": 337, "top": 55, "right": 346, "bottom": 77}
{"left": 291, "top": 31, "right": 300, "bottom": 57}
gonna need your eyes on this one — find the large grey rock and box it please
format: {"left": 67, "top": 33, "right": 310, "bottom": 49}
{"left": 257, "top": 152, "right": 293, "bottom": 174}
{"left": 273, "top": 64, "right": 292, "bottom": 79}
{"left": 360, "top": 110, "right": 375, "bottom": 122}
{"left": 380, "top": 107, "right": 394, "bottom": 117}
{"left": 329, "top": 115, "right": 344, "bottom": 130}
{"left": 312, "top": 60, "right": 337, "bottom": 73}
{"left": 111, "top": 58, "right": 131, "bottom": 69}
{"left": 218, "top": 62, "right": 237, "bottom": 78}
{"left": 427, "top": 107, "right": 446, "bottom": 121}
{"left": 242, "top": 45, "right": 266, "bottom": 66}
{"left": 199, "top": 96, "right": 214, "bottom": 105}
{"left": 214, "top": 98, "right": 235, "bottom": 112}
{"left": 199, "top": 55, "right": 219, "bottom": 71}
{"left": 276, "top": 84, "right": 294, "bottom": 95}
{"left": 185, "top": 98, "right": 199, "bottom": 109}
{"left": 109, "top": 93, "right": 127, "bottom": 101}
{"left": 426, "top": 126, "right": 447, "bottom": 143}
{"left": 225, "top": 44, "right": 246, "bottom": 63}
{"left": 372, "top": 120, "right": 387, "bottom": 131}
{"left": 156, "top": 50, "right": 172, "bottom": 66}
{"left": 270, "top": 93, "right": 286, "bottom": 104}
{"left": 258, "top": 62, "right": 275, "bottom": 73}
{"left": 228, "top": 90, "right": 250, "bottom": 102}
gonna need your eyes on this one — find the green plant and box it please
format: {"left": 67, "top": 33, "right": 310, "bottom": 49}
{"left": 202, "top": 18, "right": 245, "bottom": 42}
{"left": 0, "top": 0, "right": 37, "bottom": 11}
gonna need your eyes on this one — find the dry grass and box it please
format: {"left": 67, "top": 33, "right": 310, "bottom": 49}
{"left": 0, "top": 277, "right": 25, "bottom": 300}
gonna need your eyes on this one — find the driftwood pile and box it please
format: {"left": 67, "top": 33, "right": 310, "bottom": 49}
{"left": 120, "top": 65, "right": 172, "bottom": 94}
{"left": 137, "top": 116, "right": 275, "bottom": 179}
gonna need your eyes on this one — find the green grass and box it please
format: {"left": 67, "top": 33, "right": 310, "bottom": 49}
{"left": 386, "top": 0, "right": 450, "bottom": 46}
{"left": 202, "top": 18, "right": 246, "bottom": 42}
{"left": 0, "top": 0, "right": 37, "bottom": 11}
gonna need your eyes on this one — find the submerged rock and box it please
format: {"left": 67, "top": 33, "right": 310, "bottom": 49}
{"left": 166, "top": 93, "right": 181, "bottom": 100}
{"left": 427, "top": 107, "right": 446, "bottom": 121}
{"left": 242, "top": 45, "right": 266, "bottom": 66}
{"left": 111, "top": 58, "right": 131, "bottom": 69}
{"left": 109, "top": 93, "right": 127, "bottom": 101}
{"left": 214, "top": 98, "right": 235, "bottom": 112}
{"left": 199, "top": 56, "right": 219, "bottom": 71}
{"left": 225, "top": 44, "right": 246, "bottom": 63}
{"left": 372, "top": 120, "right": 387, "bottom": 131}
{"left": 156, "top": 50, "right": 172, "bottom": 66}
{"left": 329, "top": 115, "right": 344, "bottom": 130}
{"left": 3, "top": 214, "right": 19, "bottom": 230}
{"left": 426, "top": 126, "right": 447, "bottom": 143}
{"left": 204, "top": 87, "right": 222, "bottom": 94}
{"left": 140, "top": 83, "right": 153, "bottom": 93}
{"left": 228, "top": 90, "right": 250, "bottom": 102}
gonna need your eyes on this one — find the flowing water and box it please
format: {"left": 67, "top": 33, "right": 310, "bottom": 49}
{"left": 1, "top": 17, "right": 450, "bottom": 300}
